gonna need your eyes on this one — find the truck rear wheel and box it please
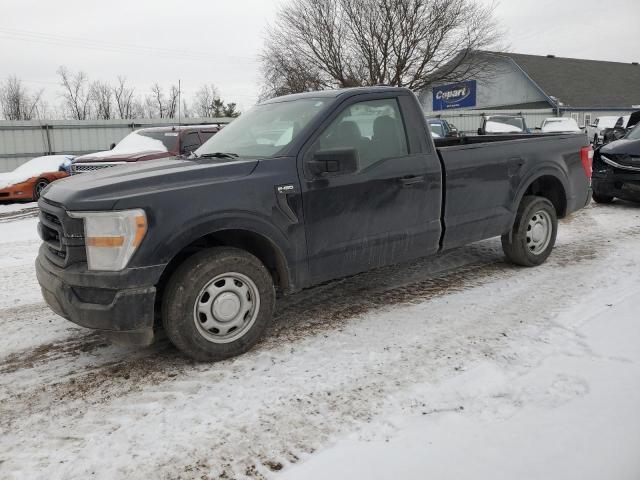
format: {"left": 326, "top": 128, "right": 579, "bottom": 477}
{"left": 162, "top": 247, "right": 275, "bottom": 361}
{"left": 501, "top": 196, "right": 558, "bottom": 267}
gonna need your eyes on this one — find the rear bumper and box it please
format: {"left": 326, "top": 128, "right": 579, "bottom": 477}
{"left": 592, "top": 173, "right": 640, "bottom": 202}
{"left": 36, "top": 248, "right": 165, "bottom": 346}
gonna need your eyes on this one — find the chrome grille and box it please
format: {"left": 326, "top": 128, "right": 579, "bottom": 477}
{"left": 71, "top": 162, "right": 126, "bottom": 174}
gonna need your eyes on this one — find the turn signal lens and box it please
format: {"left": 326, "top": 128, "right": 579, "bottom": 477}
{"left": 69, "top": 209, "right": 147, "bottom": 271}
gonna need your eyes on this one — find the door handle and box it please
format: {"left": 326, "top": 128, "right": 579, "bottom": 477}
{"left": 399, "top": 175, "right": 425, "bottom": 186}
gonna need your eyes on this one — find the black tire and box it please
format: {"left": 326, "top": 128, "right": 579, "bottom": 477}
{"left": 592, "top": 191, "right": 614, "bottom": 204}
{"left": 33, "top": 178, "right": 49, "bottom": 200}
{"left": 502, "top": 196, "right": 558, "bottom": 267}
{"left": 162, "top": 247, "right": 275, "bottom": 361}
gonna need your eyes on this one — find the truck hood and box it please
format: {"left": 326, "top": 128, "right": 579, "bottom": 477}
{"left": 599, "top": 138, "right": 640, "bottom": 171}
{"left": 43, "top": 157, "right": 259, "bottom": 211}
{"left": 74, "top": 149, "right": 171, "bottom": 163}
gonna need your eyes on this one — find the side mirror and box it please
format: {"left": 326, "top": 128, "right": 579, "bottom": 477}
{"left": 477, "top": 128, "right": 484, "bottom": 135}
{"left": 446, "top": 131, "right": 458, "bottom": 138}
{"left": 109, "top": 143, "right": 116, "bottom": 150}
{"left": 308, "top": 148, "right": 358, "bottom": 176}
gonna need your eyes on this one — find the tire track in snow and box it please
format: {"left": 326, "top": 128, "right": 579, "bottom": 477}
{"left": 0, "top": 224, "right": 621, "bottom": 432}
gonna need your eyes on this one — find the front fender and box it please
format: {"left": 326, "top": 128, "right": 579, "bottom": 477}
{"left": 143, "top": 210, "right": 302, "bottom": 291}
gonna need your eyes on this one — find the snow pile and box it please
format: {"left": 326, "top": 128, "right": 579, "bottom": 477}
{"left": 83, "top": 131, "right": 170, "bottom": 159}
{"left": 0, "top": 155, "right": 73, "bottom": 189}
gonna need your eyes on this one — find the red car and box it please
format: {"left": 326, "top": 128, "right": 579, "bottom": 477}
{"left": 0, "top": 155, "right": 72, "bottom": 201}
{"left": 71, "top": 124, "right": 223, "bottom": 174}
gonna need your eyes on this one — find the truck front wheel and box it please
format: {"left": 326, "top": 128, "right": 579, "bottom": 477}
{"left": 162, "top": 247, "right": 275, "bottom": 361}
{"left": 501, "top": 195, "right": 558, "bottom": 267}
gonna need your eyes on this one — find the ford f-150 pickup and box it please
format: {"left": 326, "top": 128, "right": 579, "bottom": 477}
{"left": 36, "top": 86, "right": 593, "bottom": 361}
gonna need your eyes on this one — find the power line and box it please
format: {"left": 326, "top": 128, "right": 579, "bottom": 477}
{"left": 0, "top": 27, "right": 261, "bottom": 65}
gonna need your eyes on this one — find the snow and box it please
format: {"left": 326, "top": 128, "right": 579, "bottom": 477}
{"left": 280, "top": 293, "right": 640, "bottom": 480}
{"left": 82, "top": 131, "right": 169, "bottom": 159}
{"left": 1, "top": 202, "right": 640, "bottom": 479}
{"left": 0, "top": 155, "right": 73, "bottom": 190}
{"left": 596, "top": 116, "right": 619, "bottom": 130}
{"left": 541, "top": 117, "right": 582, "bottom": 133}
{"left": 0, "top": 202, "right": 38, "bottom": 214}
{"left": 485, "top": 120, "right": 523, "bottom": 133}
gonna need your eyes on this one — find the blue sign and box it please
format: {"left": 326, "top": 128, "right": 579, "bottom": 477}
{"left": 433, "top": 80, "right": 477, "bottom": 111}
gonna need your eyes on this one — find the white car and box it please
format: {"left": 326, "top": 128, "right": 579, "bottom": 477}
{"left": 586, "top": 116, "right": 619, "bottom": 145}
{"left": 541, "top": 117, "right": 582, "bottom": 133}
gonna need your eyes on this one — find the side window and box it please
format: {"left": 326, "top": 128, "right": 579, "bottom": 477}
{"left": 309, "top": 98, "right": 408, "bottom": 171}
{"left": 180, "top": 132, "right": 201, "bottom": 154}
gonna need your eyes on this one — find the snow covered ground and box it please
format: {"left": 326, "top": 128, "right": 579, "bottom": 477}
{"left": 1, "top": 201, "right": 639, "bottom": 480}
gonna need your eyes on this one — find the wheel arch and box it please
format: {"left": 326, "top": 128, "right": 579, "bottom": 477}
{"left": 515, "top": 170, "right": 569, "bottom": 219}
{"left": 155, "top": 220, "right": 293, "bottom": 312}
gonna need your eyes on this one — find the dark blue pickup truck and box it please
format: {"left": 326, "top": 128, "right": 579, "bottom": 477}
{"left": 36, "top": 86, "right": 593, "bottom": 361}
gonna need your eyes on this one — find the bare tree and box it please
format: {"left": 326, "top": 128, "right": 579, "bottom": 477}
{"left": 113, "top": 76, "right": 136, "bottom": 119}
{"left": 89, "top": 80, "right": 114, "bottom": 119}
{"left": 193, "top": 84, "right": 241, "bottom": 117}
{"left": 57, "top": 66, "right": 91, "bottom": 119}
{"left": 193, "top": 84, "right": 221, "bottom": 117}
{"left": 166, "top": 85, "right": 180, "bottom": 119}
{"left": 0, "top": 76, "right": 45, "bottom": 120}
{"left": 146, "top": 83, "right": 166, "bottom": 118}
{"left": 260, "top": 0, "right": 504, "bottom": 98}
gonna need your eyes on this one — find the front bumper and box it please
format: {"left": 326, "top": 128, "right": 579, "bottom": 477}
{"left": 0, "top": 182, "right": 35, "bottom": 201}
{"left": 592, "top": 173, "right": 640, "bottom": 202}
{"left": 36, "top": 247, "right": 166, "bottom": 346}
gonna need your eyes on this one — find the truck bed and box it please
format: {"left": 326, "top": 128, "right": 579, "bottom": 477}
{"left": 435, "top": 133, "right": 591, "bottom": 250}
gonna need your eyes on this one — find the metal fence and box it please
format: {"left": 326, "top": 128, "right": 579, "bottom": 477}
{"left": 426, "top": 108, "right": 556, "bottom": 133}
{"left": 0, "top": 117, "right": 232, "bottom": 172}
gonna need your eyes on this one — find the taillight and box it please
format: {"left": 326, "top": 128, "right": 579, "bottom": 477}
{"left": 580, "top": 146, "right": 593, "bottom": 178}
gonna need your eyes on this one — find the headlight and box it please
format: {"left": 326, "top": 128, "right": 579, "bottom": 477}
{"left": 68, "top": 209, "right": 147, "bottom": 271}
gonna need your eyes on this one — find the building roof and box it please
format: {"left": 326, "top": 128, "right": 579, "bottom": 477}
{"left": 495, "top": 52, "right": 640, "bottom": 109}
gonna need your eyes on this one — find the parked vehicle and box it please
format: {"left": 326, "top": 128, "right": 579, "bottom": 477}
{"left": 0, "top": 155, "right": 73, "bottom": 202}
{"left": 602, "top": 111, "right": 640, "bottom": 145}
{"left": 71, "top": 125, "right": 223, "bottom": 174}
{"left": 592, "top": 122, "right": 640, "bottom": 204}
{"left": 541, "top": 117, "right": 582, "bottom": 133}
{"left": 478, "top": 115, "right": 530, "bottom": 135}
{"left": 586, "top": 116, "right": 619, "bottom": 145}
{"left": 36, "top": 86, "right": 592, "bottom": 361}
{"left": 426, "top": 118, "right": 461, "bottom": 138}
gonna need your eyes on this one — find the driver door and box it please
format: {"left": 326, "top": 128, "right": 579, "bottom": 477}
{"left": 299, "top": 94, "right": 442, "bottom": 283}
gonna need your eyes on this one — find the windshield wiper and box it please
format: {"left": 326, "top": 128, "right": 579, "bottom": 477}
{"left": 197, "top": 152, "right": 239, "bottom": 159}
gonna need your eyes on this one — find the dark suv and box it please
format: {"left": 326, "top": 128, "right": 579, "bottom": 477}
{"left": 71, "top": 124, "right": 223, "bottom": 174}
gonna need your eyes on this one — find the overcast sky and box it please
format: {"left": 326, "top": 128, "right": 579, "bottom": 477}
{"left": 1, "top": 0, "right": 639, "bottom": 112}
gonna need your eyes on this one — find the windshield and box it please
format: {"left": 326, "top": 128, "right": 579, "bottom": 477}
{"left": 195, "top": 98, "right": 329, "bottom": 158}
{"left": 485, "top": 117, "right": 524, "bottom": 133}
{"left": 114, "top": 131, "right": 177, "bottom": 153}
{"left": 428, "top": 122, "right": 445, "bottom": 137}
{"left": 626, "top": 124, "right": 640, "bottom": 140}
